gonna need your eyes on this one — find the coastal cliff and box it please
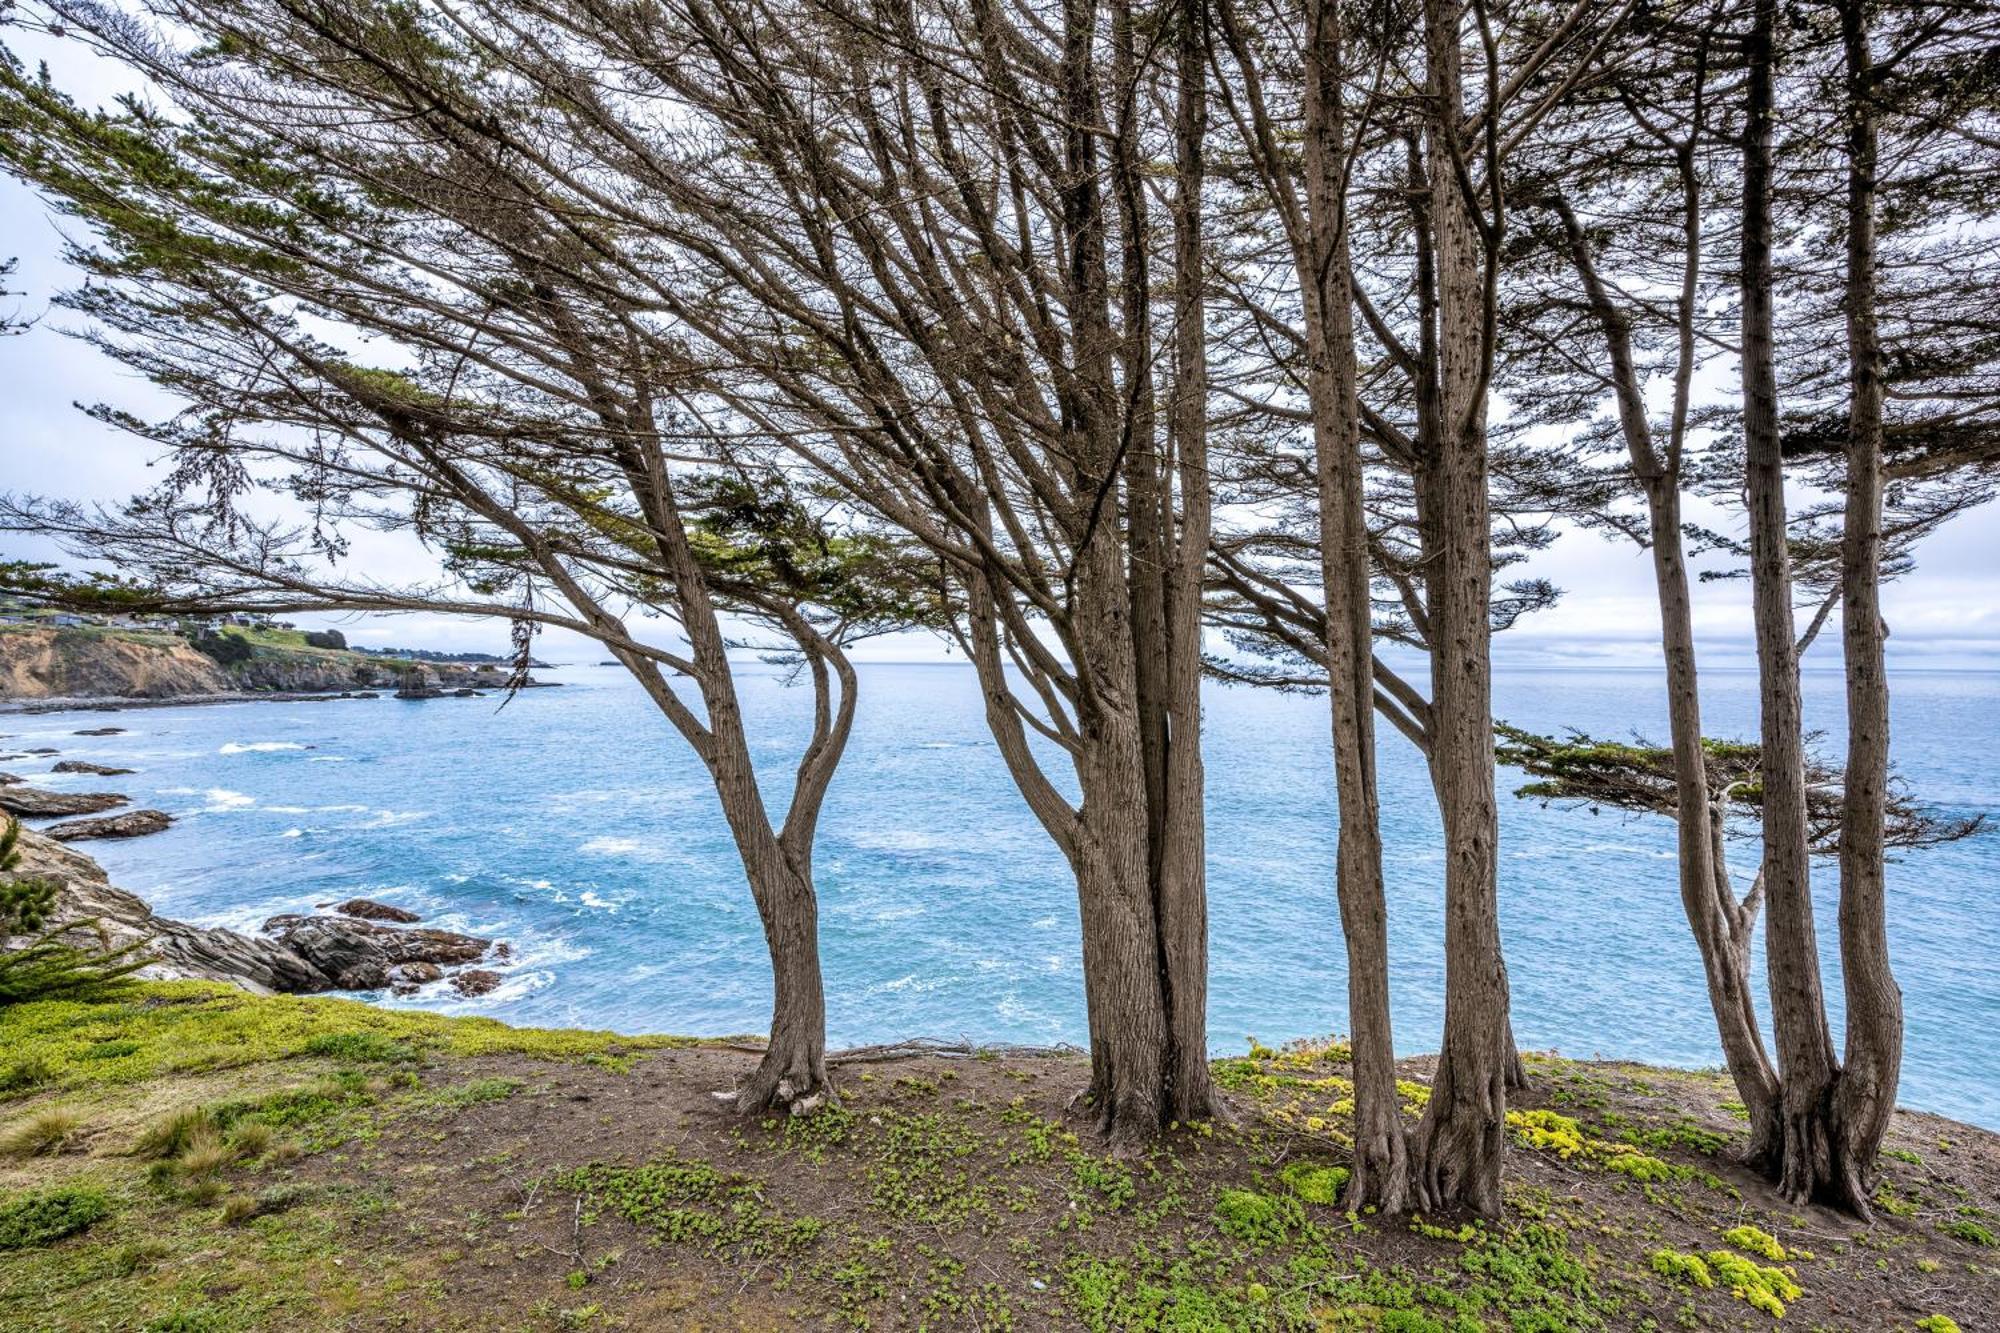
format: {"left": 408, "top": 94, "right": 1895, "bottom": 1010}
{"left": 0, "top": 628, "right": 231, "bottom": 700}
{"left": 0, "top": 625, "right": 514, "bottom": 703}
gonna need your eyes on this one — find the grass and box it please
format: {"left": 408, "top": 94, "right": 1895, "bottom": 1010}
{"left": 0, "top": 981, "right": 689, "bottom": 1101}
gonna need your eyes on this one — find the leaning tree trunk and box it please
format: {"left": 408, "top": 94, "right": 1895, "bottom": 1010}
{"left": 1742, "top": 0, "right": 1844, "bottom": 1205}
{"left": 1831, "top": 0, "right": 1899, "bottom": 1217}
{"left": 1409, "top": 0, "right": 1510, "bottom": 1220}
{"left": 1301, "top": 0, "right": 1409, "bottom": 1214}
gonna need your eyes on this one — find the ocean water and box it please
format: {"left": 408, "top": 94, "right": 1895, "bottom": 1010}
{"left": 4, "top": 663, "right": 1995, "bottom": 1127}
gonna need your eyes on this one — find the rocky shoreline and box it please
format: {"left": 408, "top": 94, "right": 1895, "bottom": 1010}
{"left": 2, "top": 823, "right": 508, "bottom": 999}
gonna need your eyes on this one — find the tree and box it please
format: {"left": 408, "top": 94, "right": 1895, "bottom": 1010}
{"left": 0, "top": 21, "right": 941, "bottom": 1113}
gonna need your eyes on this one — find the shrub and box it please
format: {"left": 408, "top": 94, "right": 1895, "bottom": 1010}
{"left": 0, "top": 1186, "right": 111, "bottom": 1249}
{"left": 0, "top": 1107, "right": 83, "bottom": 1157}
{"left": 303, "top": 629, "right": 347, "bottom": 650}
{"left": 189, "top": 630, "right": 253, "bottom": 665}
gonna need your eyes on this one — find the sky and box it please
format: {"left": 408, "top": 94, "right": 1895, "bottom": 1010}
{"left": 3, "top": 21, "right": 1997, "bottom": 671}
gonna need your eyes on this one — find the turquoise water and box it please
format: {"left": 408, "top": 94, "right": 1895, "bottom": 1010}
{"left": 5, "top": 663, "right": 1995, "bottom": 1127}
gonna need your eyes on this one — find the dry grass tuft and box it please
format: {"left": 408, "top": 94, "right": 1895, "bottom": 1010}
{"left": 0, "top": 1107, "right": 85, "bottom": 1158}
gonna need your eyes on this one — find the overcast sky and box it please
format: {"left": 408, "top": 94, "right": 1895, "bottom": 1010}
{"left": 4, "top": 24, "right": 1996, "bottom": 670}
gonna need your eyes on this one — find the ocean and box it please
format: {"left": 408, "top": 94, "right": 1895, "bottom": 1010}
{"left": 6, "top": 662, "right": 1995, "bottom": 1127}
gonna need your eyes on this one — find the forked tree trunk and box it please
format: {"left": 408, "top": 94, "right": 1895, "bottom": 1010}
{"left": 1300, "top": 0, "right": 1409, "bottom": 1214}
{"left": 1546, "top": 190, "right": 1784, "bottom": 1161}
{"left": 1741, "top": 0, "right": 1845, "bottom": 1205}
{"left": 1831, "top": 0, "right": 1899, "bottom": 1216}
{"left": 1409, "top": 0, "right": 1509, "bottom": 1219}
{"left": 639, "top": 483, "right": 837, "bottom": 1118}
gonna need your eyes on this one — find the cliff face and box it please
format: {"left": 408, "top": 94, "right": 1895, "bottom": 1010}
{"left": 0, "top": 628, "right": 230, "bottom": 700}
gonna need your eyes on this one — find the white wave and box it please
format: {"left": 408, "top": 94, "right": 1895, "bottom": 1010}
{"left": 265, "top": 805, "right": 311, "bottom": 814}
{"left": 281, "top": 828, "right": 304, "bottom": 839}
{"left": 306, "top": 755, "right": 348, "bottom": 763}
{"left": 219, "top": 741, "right": 307, "bottom": 754}
{"left": 202, "top": 788, "right": 256, "bottom": 811}
{"left": 578, "top": 891, "right": 623, "bottom": 912}
{"left": 579, "top": 835, "right": 652, "bottom": 857}
{"left": 360, "top": 809, "right": 429, "bottom": 828}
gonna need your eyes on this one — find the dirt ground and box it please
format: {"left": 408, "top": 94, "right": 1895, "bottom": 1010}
{"left": 1, "top": 987, "right": 1995, "bottom": 1330}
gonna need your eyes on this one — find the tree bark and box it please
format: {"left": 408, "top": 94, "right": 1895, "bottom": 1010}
{"left": 1410, "top": 0, "right": 1510, "bottom": 1219}
{"left": 1300, "top": 0, "right": 1409, "bottom": 1214}
{"left": 1741, "top": 0, "right": 1843, "bottom": 1204}
{"left": 1831, "top": 0, "right": 1898, "bottom": 1216}
{"left": 1159, "top": 0, "right": 1218, "bottom": 1123}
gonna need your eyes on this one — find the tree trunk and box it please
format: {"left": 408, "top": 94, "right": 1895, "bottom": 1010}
{"left": 641, "top": 480, "right": 835, "bottom": 1118}
{"left": 1831, "top": 0, "right": 1898, "bottom": 1217}
{"left": 1409, "top": 0, "right": 1509, "bottom": 1220}
{"left": 1300, "top": 0, "right": 1409, "bottom": 1214}
{"left": 728, "top": 845, "right": 831, "bottom": 1115}
{"left": 1742, "top": 0, "right": 1843, "bottom": 1205}
{"left": 1159, "top": 0, "right": 1218, "bottom": 1124}
{"left": 1546, "top": 188, "right": 1785, "bottom": 1159}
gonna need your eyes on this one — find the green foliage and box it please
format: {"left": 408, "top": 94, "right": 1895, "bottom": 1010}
{"left": 299, "top": 1031, "right": 417, "bottom": 1063}
{"left": 1650, "top": 1249, "right": 1715, "bottom": 1289}
{"left": 1705, "top": 1250, "right": 1801, "bottom": 1318}
{"left": 0, "top": 1185, "right": 111, "bottom": 1250}
{"left": 1941, "top": 1218, "right": 1995, "bottom": 1246}
{"left": 1917, "top": 1317, "right": 1963, "bottom": 1333}
{"left": 1279, "top": 1161, "right": 1350, "bottom": 1206}
{"left": 1212, "top": 1189, "right": 1306, "bottom": 1247}
{"left": 1720, "top": 1224, "right": 1799, "bottom": 1262}
{"left": 189, "top": 630, "right": 254, "bottom": 665}
{"left": 0, "top": 981, "right": 684, "bottom": 1097}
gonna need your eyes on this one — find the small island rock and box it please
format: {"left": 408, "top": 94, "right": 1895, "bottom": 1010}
{"left": 334, "top": 897, "right": 423, "bottom": 924}
{"left": 52, "top": 760, "right": 137, "bottom": 776}
{"left": 44, "top": 809, "right": 173, "bottom": 841}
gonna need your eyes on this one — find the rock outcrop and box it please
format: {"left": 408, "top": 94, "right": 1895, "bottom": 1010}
{"left": 393, "top": 664, "right": 445, "bottom": 699}
{"left": 260, "top": 913, "right": 495, "bottom": 990}
{"left": 2, "top": 825, "right": 505, "bottom": 997}
{"left": 0, "top": 787, "right": 128, "bottom": 818}
{"left": 43, "top": 809, "right": 174, "bottom": 841}
{"left": 4, "top": 828, "right": 329, "bottom": 994}
{"left": 51, "top": 760, "right": 137, "bottom": 776}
